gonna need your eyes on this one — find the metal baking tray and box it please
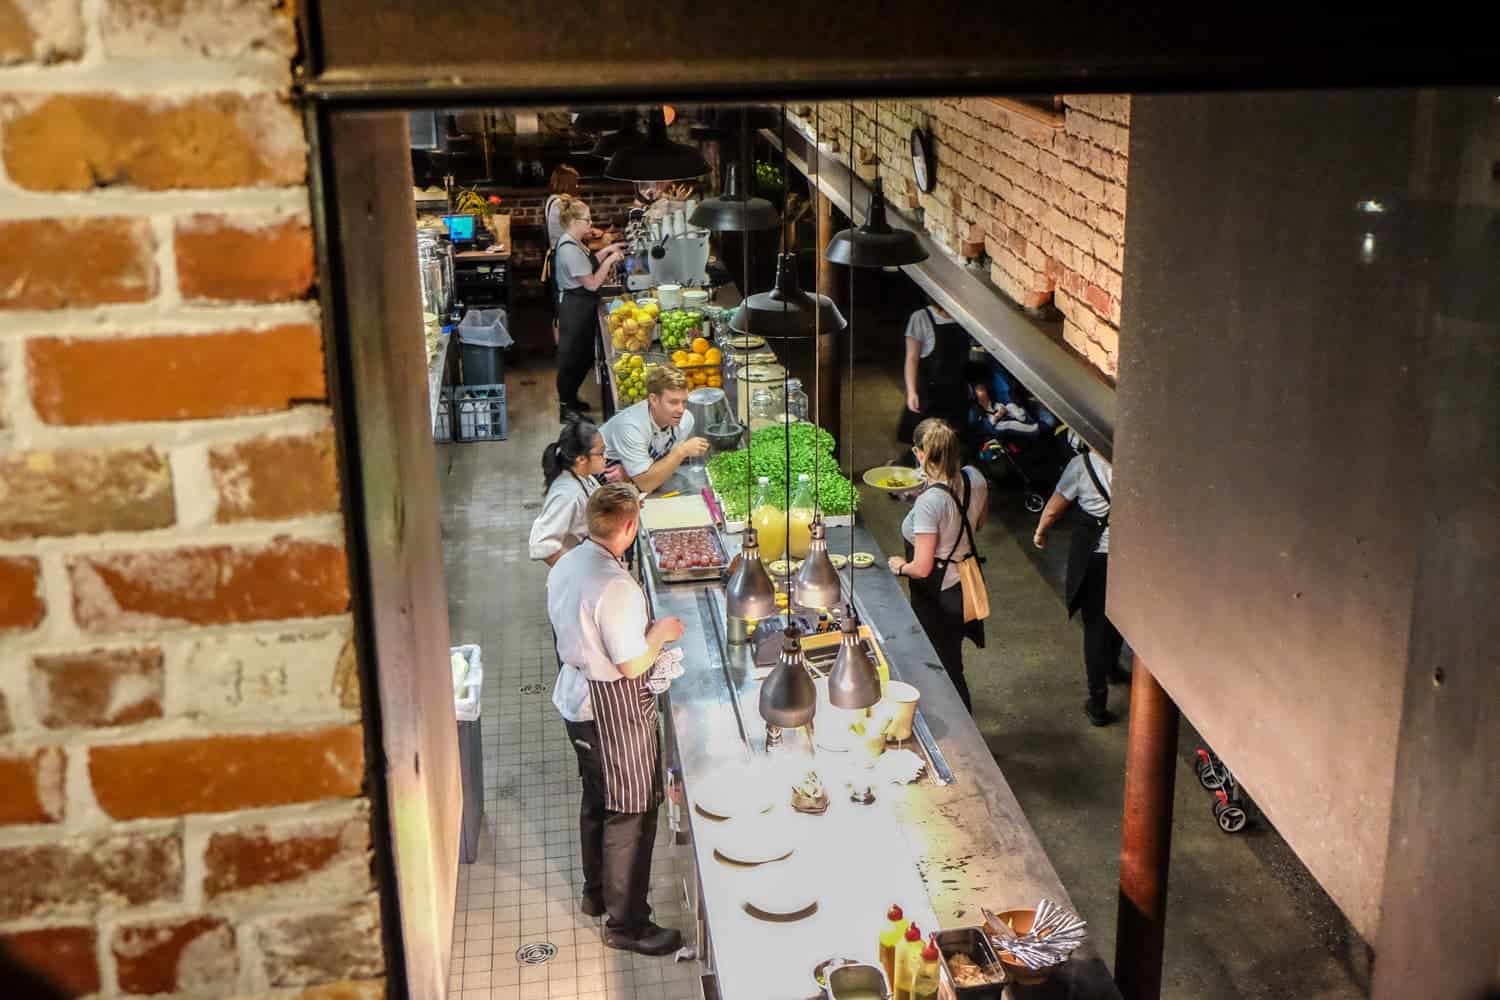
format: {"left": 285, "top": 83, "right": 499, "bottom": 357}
{"left": 647, "top": 526, "right": 729, "bottom": 583}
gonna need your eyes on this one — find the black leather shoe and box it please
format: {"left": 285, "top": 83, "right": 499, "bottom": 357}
{"left": 581, "top": 893, "right": 606, "bottom": 918}
{"left": 604, "top": 922, "right": 683, "bottom": 957}
{"left": 1084, "top": 699, "right": 1114, "bottom": 727}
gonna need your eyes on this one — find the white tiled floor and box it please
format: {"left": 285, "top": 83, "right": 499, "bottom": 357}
{"left": 441, "top": 378, "right": 700, "bottom": 1000}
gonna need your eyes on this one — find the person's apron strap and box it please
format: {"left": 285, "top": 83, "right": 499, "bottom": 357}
{"left": 931, "top": 474, "right": 978, "bottom": 569}
{"left": 1081, "top": 453, "right": 1111, "bottom": 523}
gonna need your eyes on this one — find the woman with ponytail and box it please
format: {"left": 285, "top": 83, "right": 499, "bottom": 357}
{"left": 888, "top": 418, "right": 989, "bottom": 711}
{"left": 529, "top": 419, "right": 607, "bottom": 567}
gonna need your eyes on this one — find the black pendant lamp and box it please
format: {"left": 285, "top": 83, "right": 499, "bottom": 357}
{"left": 586, "top": 114, "right": 642, "bottom": 160}
{"left": 825, "top": 177, "right": 928, "bottom": 268}
{"left": 689, "top": 162, "right": 780, "bottom": 232}
{"left": 759, "top": 625, "right": 817, "bottom": 729}
{"left": 828, "top": 610, "right": 882, "bottom": 710}
{"left": 730, "top": 252, "right": 846, "bottom": 340}
{"left": 606, "top": 107, "right": 710, "bottom": 183}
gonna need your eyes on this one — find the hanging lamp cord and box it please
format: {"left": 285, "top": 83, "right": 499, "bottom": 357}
{"left": 741, "top": 108, "right": 754, "bottom": 525}
{"left": 780, "top": 105, "right": 792, "bottom": 559}
{"left": 847, "top": 100, "right": 858, "bottom": 615}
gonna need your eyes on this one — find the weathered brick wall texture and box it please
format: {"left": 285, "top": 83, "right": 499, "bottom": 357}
{"left": 0, "top": 2, "right": 383, "bottom": 997}
{"left": 793, "top": 97, "right": 1130, "bottom": 380}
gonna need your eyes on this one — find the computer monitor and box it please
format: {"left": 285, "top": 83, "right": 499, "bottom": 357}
{"left": 443, "top": 214, "right": 477, "bottom": 242}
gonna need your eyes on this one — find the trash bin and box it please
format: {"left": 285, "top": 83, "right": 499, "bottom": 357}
{"left": 457, "top": 309, "right": 512, "bottom": 386}
{"left": 451, "top": 643, "right": 485, "bottom": 863}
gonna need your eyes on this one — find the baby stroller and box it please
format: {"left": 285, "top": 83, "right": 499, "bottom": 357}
{"left": 965, "top": 361, "right": 1067, "bottom": 512}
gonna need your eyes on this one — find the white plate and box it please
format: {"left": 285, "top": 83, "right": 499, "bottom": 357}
{"left": 691, "top": 767, "right": 778, "bottom": 820}
{"left": 713, "top": 821, "right": 796, "bottom": 865}
{"left": 742, "top": 882, "right": 819, "bottom": 918}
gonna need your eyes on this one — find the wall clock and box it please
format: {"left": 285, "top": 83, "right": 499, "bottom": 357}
{"left": 910, "top": 127, "right": 935, "bottom": 194}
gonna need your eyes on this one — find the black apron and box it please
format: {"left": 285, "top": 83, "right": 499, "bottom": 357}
{"left": 1064, "top": 454, "right": 1111, "bottom": 618}
{"left": 904, "top": 473, "right": 986, "bottom": 649}
{"left": 580, "top": 541, "right": 662, "bottom": 814}
{"left": 557, "top": 236, "right": 600, "bottom": 337}
{"left": 899, "top": 309, "right": 971, "bottom": 443}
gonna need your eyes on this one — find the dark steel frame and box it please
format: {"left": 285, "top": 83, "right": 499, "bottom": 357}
{"left": 296, "top": 3, "right": 1495, "bottom": 997}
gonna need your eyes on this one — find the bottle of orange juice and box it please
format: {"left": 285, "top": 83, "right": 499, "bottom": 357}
{"left": 787, "top": 473, "right": 816, "bottom": 559}
{"left": 750, "top": 476, "right": 786, "bottom": 563}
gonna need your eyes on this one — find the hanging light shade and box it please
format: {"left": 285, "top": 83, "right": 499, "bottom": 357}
{"left": 586, "top": 115, "right": 642, "bottom": 160}
{"left": 606, "top": 107, "right": 709, "bottom": 183}
{"left": 730, "top": 252, "right": 847, "bottom": 340}
{"left": 824, "top": 177, "right": 929, "bottom": 268}
{"left": 793, "top": 521, "right": 842, "bottom": 610}
{"left": 689, "top": 162, "right": 780, "bottom": 232}
{"left": 759, "top": 625, "right": 817, "bottom": 729}
{"left": 726, "top": 529, "right": 778, "bottom": 621}
{"left": 829, "top": 611, "right": 882, "bottom": 710}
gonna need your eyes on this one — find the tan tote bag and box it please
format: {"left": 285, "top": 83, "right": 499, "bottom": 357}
{"left": 936, "top": 479, "right": 990, "bottom": 623}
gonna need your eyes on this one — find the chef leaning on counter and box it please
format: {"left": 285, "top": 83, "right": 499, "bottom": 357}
{"left": 599, "top": 365, "right": 709, "bottom": 495}
{"left": 547, "top": 484, "right": 687, "bottom": 956}
{"left": 528, "top": 418, "right": 607, "bottom": 567}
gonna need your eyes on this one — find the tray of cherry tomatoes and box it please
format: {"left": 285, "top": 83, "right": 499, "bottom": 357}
{"left": 648, "top": 526, "right": 729, "bottom": 582}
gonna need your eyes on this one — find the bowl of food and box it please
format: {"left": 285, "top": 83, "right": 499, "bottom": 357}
{"left": 862, "top": 465, "right": 925, "bottom": 493}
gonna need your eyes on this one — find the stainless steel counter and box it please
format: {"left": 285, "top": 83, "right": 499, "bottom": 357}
{"left": 640, "top": 468, "right": 1121, "bottom": 1000}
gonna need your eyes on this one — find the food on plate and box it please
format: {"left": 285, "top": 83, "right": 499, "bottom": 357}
{"left": 828, "top": 554, "right": 848, "bottom": 570}
{"left": 948, "top": 952, "right": 1005, "bottom": 987}
{"left": 728, "top": 334, "right": 765, "bottom": 350}
{"left": 652, "top": 528, "right": 723, "bottom": 572}
{"left": 878, "top": 474, "right": 918, "bottom": 489}
{"left": 767, "top": 559, "right": 792, "bottom": 576}
{"left": 851, "top": 552, "right": 876, "bottom": 569}
{"left": 791, "top": 770, "right": 829, "bottom": 815}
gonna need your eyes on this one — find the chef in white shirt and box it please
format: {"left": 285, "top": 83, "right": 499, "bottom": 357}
{"left": 599, "top": 365, "right": 708, "bottom": 494}
{"left": 548, "top": 484, "right": 685, "bottom": 956}
{"left": 528, "top": 418, "right": 606, "bottom": 567}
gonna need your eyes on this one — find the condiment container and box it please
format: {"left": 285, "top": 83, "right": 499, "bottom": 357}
{"left": 825, "top": 962, "right": 891, "bottom": 999}
{"left": 933, "top": 927, "right": 1005, "bottom": 1000}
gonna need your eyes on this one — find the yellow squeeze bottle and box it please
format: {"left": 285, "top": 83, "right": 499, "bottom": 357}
{"left": 878, "top": 904, "right": 908, "bottom": 986}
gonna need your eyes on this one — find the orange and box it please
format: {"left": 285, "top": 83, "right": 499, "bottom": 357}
{"left": 686, "top": 352, "right": 704, "bottom": 365}
{"left": 704, "top": 347, "right": 722, "bottom": 364}
{"left": 691, "top": 337, "right": 711, "bottom": 355}
{"left": 671, "top": 350, "right": 688, "bottom": 366}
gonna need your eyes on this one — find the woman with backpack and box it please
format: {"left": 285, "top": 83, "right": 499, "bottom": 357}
{"left": 887, "top": 418, "right": 989, "bottom": 712}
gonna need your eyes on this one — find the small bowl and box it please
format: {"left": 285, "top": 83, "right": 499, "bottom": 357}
{"left": 862, "top": 465, "right": 925, "bottom": 493}
{"left": 704, "top": 422, "right": 745, "bottom": 451}
{"left": 990, "top": 908, "right": 1052, "bottom": 985}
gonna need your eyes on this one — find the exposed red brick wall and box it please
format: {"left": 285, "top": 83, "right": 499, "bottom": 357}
{"left": 795, "top": 96, "right": 1130, "bottom": 380}
{"left": 0, "top": 2, "right": 380, "bottom": 994}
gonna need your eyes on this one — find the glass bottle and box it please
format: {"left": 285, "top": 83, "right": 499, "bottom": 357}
{"left": 783, "top": 377, "right": 809, "bottom": 423}
{"left": 749, "top": 386, "right": 781, "bottom": 432}
{"left": 787, "top": 473, "right": 816, "bottom": 560}
{"left": 750, "top": 476, "right": 786, "bottom": 563}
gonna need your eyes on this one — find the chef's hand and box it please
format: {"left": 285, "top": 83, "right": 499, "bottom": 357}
{"left": 675, "top": 437, "right": 711, "bottom": 460}
{"left": 906, "top": 390, "right": 921, "bottom": 413}
{"left": 603, "top": 464, "right": 630, "bottom": 483}
{"left": 649, "top": 616, "right": 686, "bottom": 643}
{"left": 1033, "top": 530, "right": 1047, "bottom": 550}
{"left": 887, "top": 556, "right": 905, "bottom": 575}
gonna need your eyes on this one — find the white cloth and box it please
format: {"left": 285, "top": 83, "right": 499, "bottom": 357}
{"left": 548, "top": 541, "right": 650, "bottom": 722}
{"left": 1057, "top": 453, "right": 1113, "bottom": 554}
{"left": 554, "top": 234, "right": 593, "bottom": 293}
{"left": 528, "top": 472, "right": 598, "bottom": 563}
{"left": 545, "top": 194, "right": 565, "bottom": 248}
{"left": 981, "top": 400, "right": 1039, "bottom": 436}
{"left": 904, "top": 306, "right": 959, "bottom": 360}
{"left": 644, "top": 647, "right": 686, "bottom": 695}
{"left": 600, "top": 400, "right": 696, "bottom": 478}
{"left": 902, "top": 466, "right": 988, "bottom": 589}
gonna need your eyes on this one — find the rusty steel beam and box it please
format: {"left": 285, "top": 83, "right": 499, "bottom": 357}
{"left": 1115, "top": 659, "right": 1180, "bottom": 1000}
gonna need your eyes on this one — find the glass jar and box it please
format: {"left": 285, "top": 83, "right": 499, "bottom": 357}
{"left": 784, "top": 378, "right": 809, "bottom": 424}
{"left": 749, "top": 386, "right": 785, "bottom": 433}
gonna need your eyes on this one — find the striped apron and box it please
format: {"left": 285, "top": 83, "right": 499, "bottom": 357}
{"left": 588, "top": 672, "right": 663, "bottom": 814}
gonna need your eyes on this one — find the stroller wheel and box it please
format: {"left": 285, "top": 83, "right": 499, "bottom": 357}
{"left": 1214, "top": 802, "right": 1249, "bottom": 834}
{"left": 1025, "top": 493, "right": 1045, "bottom": 513}
{"left": 1197, "top": 762, "right": 1224, "bottom": 791}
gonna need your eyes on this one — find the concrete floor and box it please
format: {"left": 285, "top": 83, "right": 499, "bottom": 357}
{"left": 438, "top": 301, "right": 1370, "bottom": 999}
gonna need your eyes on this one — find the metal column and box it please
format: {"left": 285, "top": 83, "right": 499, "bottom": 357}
{"left": 814, "top": 191, "right": 843, "bottom": 445}
{"left": 1114, "top": 659, "right": 1180, "bottom": 1000}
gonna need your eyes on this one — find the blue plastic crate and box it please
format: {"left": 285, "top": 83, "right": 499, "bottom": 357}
{"left": 453, "top": 384, "right": 507, "bottom": 442}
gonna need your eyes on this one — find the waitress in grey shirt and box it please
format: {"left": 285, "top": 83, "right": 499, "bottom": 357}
{"left": 1034, "top": 431, "right": 1124, "bottom": 726}
{"left": 888, "top": 418, "right": 988, "bottom": 711}
{"left": 554, "top": 198, "right": 625, "bottom": 421}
